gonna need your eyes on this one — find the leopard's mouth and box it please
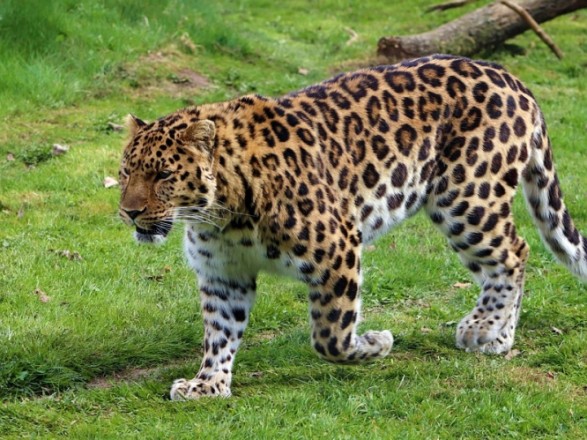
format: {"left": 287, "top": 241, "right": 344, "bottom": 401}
{"left": 134, "top": 221, "right": 173, "bottom": 244}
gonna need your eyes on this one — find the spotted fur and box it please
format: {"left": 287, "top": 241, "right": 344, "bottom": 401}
{"left": 119, "top": 55, "right": 587, "bottom": 400}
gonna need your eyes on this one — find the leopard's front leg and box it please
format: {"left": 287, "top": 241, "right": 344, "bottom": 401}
{"left": 170, "top": 273, "right": 256, "bottom": 400}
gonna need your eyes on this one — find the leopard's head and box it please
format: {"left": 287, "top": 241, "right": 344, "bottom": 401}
{"left": 119, "top": 114, "right": 217, "bottom": 244}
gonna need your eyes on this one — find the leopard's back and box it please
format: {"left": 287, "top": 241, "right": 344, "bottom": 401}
{"left": 256, "top": 55, "right": 539, "bottom": 245}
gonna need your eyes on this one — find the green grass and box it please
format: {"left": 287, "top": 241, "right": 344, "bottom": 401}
{"left": 1, "top": 0, "right": 586, "bottom": 438}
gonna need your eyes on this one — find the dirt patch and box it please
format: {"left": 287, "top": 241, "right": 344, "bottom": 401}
{"left": 87, "top": 358, "right": 194, "bottom": 390}
{"left": 253, "top": 329, "right": 281, "bottom": 342}
{"left": 507, "top": 365, "right": 559, "bottom": 388}
{"left": 87, "top": 367, "right": 158, "bottom": 389}
{"left": 120, "top": 45, "right": 212, "bottom": 101}
{"left": 174, "top": 68, "right": 210, "bottom": 88}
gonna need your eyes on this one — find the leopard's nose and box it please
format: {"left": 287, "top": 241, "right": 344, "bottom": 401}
{"left": 123, "top": 208, "right": 145, "bottom": 220}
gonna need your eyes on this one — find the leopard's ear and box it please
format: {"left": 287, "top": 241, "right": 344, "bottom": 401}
{"left": 182, "top": 119, "right": 216, "bottom": 152}
{"left": 125, "top": 114, "right": 147, "bottom": 137}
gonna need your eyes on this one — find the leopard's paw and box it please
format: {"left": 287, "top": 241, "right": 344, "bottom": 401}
{"left": 456, "top": 314, "right": 514, "bottom": 354}
{"left": 169, "top": 378, "right": 231, "bottom": 401}
{"left": 352, "top": 330, "right": 394, "bottom": 361}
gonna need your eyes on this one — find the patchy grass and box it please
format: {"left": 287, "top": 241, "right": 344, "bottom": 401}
{"left": 1, "top": 0, "right": 586, "bottom": 438}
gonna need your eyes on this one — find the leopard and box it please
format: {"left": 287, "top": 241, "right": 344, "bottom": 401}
{"left": 119, "top": 54, "right": 587, "bottom": 400}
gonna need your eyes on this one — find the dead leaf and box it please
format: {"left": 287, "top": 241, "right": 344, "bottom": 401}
{"left": 504, "top": 349, "right": 521, "bottom": 360}
{"left": 546, "top": 371, "right": 556, "bottom": 380}
{"left": 179, "top": 32, "right": 198, "bottom": 53}
{"left": 52, "top": 144, "right": 70, "bottom": 156}
{"left": 420, "top": 327, "right": 432, "bottom": 334}
{"left": 34, "top": 288, "right": 51, "bottom": 303}
{"left": 57, "top": 250, "right": 83, "bottom": 261}
{"left": 250, "top": 371, "right": 264, "bottom": 378}
{"left": 388, "top": 241, "right": 397, "bottom": 250}
{"left": 453, "top": 282, "right": 472, "bottom": 289}
{"left": 365, "top": 244, "right": 377, "bottom": 252}
{"left": 146, "top": 267, "right": 171, "bottom": 282}
{"left": 17, "top": 206, "right": 24, "bottom": 219}
{"left": 345, "top": 27, "right": 359, "bottom": 46}
{"left": 6, "top": 153, "right": 15, "bottom": 162}
{"left": 551, "top": 326, "right": 563, "bottom": 335}
{"left": 298, "top": 67, "right": 309, "bottom": 76}
{"left": 107, "top": 122, "right": 124, "bottom": 132}
{"left": 103, "top": 177, "right": 119, "bottom": 188}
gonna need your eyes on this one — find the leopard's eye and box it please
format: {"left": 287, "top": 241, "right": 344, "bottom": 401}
{"left": 156, "top": 170, "right": 172, "bottom": 180}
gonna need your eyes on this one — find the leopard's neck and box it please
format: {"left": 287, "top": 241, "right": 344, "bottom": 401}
{"left": 183, "top": 97, "right": 276, "bottom": 228}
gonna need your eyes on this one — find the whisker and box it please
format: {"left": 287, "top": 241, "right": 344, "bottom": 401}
{"left": 172, "top": 208, "right": 228, "bottom": 222}
{"left": 172, "top": 212, "right": 223, "bottom": 228}
{"left": 176, "top": 215, "right": 222, "bottom": 224}
{"left": 174, "top": 202, "right": 253, "bottom": 218}
{"left": 174, "top": 213, "right": 224, "bottom": 224}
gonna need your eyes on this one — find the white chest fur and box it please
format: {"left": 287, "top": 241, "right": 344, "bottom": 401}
{"left": 184, "top": 224, "right": 303, "bottom": 281}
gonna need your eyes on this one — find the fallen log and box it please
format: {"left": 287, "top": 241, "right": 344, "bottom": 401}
{"left": 426, "top": 0, "right": 480, "bottom": 13}
{"left": 377, "top": 0, "right": 587, "bottom": 62}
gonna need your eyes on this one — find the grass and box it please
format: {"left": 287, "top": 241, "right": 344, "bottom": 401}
{"left": 1, "top": 0, "right": 586, "bottom": 438}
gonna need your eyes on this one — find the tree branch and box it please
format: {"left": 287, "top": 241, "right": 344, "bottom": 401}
{"left": 499, "top": 0, "right": 564, "bottom": 59}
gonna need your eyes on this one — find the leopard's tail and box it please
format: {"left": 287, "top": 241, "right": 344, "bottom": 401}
{"left": 521, "top": 112, "right": 587, "bottom": 281}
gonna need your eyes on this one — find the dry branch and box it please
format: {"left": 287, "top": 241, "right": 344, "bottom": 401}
{"left": 377, "top": 0, "right": 587, "bottom": 63}
{"left": 500, "top": 0, "right": 563, "bottom": 59}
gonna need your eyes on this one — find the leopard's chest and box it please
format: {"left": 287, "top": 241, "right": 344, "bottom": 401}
{"left": 184, "top": 224, "right": 302, "bottom": 280}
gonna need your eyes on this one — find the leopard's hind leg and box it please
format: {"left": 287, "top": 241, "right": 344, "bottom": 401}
{"left": 454, "top": 230, "right": 529, "bottom": 353}
{"left": 426, "top": 167, "right": 529, "bottom": 354}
